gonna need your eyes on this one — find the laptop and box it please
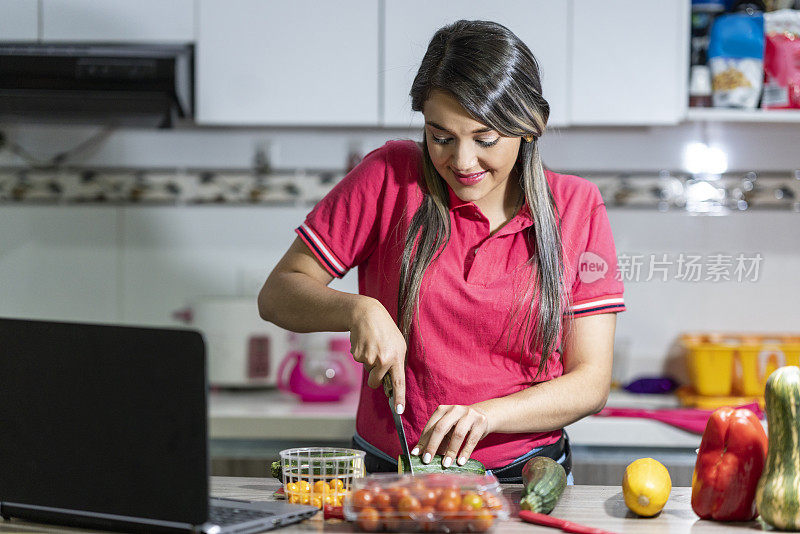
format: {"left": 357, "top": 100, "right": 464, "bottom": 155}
{"left": 0, "top": 317, "right": 318, "bottom": 533}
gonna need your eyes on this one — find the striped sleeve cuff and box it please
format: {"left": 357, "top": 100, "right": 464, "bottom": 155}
{"left": 295, "top": 223, "right": 348, "bottom": 278}
{"left": 567, "top": 295, "right": 626, "bottom": 317}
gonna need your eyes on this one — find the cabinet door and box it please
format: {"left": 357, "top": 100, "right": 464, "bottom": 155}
{"left": 196, "top": 0, "right": 379, "bottom": 126}
{"left": 383, "top": 1, "right": 569, "bottom": 128}
{"left": 0, "top": 0, "right": 38, "bottom": 41}
{"left": 570, "top": 0, "right": 689, "bottom": 125}
{"left": 41, "top": 0, "right": 194, "bottom": 42}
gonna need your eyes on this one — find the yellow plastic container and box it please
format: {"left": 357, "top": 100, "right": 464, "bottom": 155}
{"left": 686, "top": 341, "right": 736, "bottom": 396}
{"left": 735, "top": 343, "right": 785, "bottom": 396}
{"left": 683, "top": 333, "right": 800, "bottom": 399}
{"left": 781, "top": 340, "right": 800, "bottom": 368}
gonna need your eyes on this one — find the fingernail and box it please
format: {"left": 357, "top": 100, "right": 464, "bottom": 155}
{"left": 457, "top": 456, "right": 467, "bottom": 466}
{"left": 396, "top": 404, "right": 404, "bottom": 415}
{"left": 422, "top": 453, "right": 431, "bottom": 464}
{"left": 443, "top": 456, "right": 452, "bottom": 468}
{"left": 411, "top": 447, "right": 419, "bottom": 456}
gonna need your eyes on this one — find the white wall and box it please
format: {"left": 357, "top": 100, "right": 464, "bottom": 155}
{"left": 1, "top": 121, "right": 799, "bottom": 384}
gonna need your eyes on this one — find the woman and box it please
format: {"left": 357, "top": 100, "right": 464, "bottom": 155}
{"left": 259, "top": 20, "right": 625, "bottom": 483}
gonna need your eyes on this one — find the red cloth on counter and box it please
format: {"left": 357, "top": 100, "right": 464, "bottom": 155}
{"left": 595, "top": 403, "right": 764, "bottom": 434}
{"left": 295, "top": 140, "right": 625, "bottom": 469}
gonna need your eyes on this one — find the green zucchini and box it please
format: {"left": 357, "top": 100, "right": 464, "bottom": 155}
{"left": 519, "top": 457, "right": 566, "bottom": 514}
{"left": 398, "top": 454, "right": 486, "bottom": 474}
{"left": 271, "top": 461, "right": 283, "bottom": 481}
{"left": 756, "top": 366, "right": 800, "bottom": 530}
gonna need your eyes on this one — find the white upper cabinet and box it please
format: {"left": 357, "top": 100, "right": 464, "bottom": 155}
{"left": 196, "top": 0, "right": 379, "bottom": 126}
{"left": 570, "top": 0, "right": 690, "bottom": 125}
{"left": 382, "top": 1, "right": 569, "bottom": 128}
{"left": 0, "top": 0, "right": 39, "bottom": 41}
{"left": 41, "top": 0, "right": 194, "bottom": 42}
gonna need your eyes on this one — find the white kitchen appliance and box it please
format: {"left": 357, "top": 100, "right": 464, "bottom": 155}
{"left": 175, "top": 296, "right": 289, "bottom": 388}
{"left": 175, "top": 296, "right": 357, "bottom": 389}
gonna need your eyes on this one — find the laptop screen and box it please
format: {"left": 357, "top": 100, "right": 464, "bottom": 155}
{"left": 0, "top": 318, "right": 209, "bottom": 525}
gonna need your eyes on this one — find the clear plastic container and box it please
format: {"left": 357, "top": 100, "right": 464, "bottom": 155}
{"left": 279, "top": 447, "right": 366, "bottom": 509}
{"left": 343, "top": 473, "right": 510, "bottom": 533}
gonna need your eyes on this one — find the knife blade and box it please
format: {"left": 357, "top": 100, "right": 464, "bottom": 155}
{"left": 382, "top": 374, "right": 414, "bottom": 475}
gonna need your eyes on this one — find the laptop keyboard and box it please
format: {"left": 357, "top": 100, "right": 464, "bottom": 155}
{"left": 209, "top": 505, "right": 275, "bottom": 526}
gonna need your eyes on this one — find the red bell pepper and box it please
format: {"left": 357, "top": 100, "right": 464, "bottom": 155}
{"left": 691, "top": 406, "right": 768, "bottom": 521}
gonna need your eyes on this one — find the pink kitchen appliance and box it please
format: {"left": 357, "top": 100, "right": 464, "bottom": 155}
{"left": 277, "top": 335, "right": 360, "bottom": 402}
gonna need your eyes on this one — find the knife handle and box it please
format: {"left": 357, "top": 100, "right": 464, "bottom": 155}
{"left": 382, "top": 373, "right": 393, "bottom": 399}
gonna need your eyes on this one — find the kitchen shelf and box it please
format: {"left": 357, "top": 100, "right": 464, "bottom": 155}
{"left": 686, "top": 108, "right": 800, "bottom": 123}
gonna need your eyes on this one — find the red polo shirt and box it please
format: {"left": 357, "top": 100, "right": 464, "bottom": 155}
{"left": 296, "top": 140, "right": 625, "bottom": 468}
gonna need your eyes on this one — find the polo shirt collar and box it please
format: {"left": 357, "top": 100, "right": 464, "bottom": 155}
{"left": 445, "top": 184, "right": 534, "bottom": 235}
{"left": 446, "top": 183, "right": 471, "bottom": 210}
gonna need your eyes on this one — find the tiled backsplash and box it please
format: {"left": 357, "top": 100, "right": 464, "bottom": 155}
{"left": 0, "top": 168, "right": 342, "bottom": 205}
{"left": 2, "top": 167, "right": 799, "bottom": 212}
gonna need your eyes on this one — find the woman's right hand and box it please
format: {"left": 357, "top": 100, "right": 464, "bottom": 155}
{"left": 349, "top": 297, "right": 407, "bottom": 414}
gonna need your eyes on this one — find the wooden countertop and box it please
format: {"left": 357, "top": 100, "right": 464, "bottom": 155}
{"left": 210, "top": 477, "right": 757, "bottom": 533}
{"left": 1, "top": 477, "right": 760, "bottom": 533}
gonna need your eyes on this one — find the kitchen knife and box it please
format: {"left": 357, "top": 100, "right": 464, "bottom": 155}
{"left": 382, "top": 374, "right": 414, "bottom": 474}
{"left": 518, "top": 511, "right": 618, "bottom": 534}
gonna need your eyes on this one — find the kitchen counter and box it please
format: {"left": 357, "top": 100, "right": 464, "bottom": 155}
{"left": 0, "top": 477, "right": 758, "bottom": 533}
{"left": 209, "top": 389, "right": 701, "bottom": 449}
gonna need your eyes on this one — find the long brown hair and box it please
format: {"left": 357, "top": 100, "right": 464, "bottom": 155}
{"left": 400, "top": 20, "right": 568, "bottom": 379}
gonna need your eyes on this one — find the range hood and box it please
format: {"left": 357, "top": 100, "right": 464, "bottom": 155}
{"left": 0, "top": 43, "right": 193, "bottom": 128}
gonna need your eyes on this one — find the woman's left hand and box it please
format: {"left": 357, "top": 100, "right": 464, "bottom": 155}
{"left": 411, "top": 404, "right": 491, "bottom": 468}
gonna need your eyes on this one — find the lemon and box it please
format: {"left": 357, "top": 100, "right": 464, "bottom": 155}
{"left": 622, "top": 458, "right": 672, "bottom": 517}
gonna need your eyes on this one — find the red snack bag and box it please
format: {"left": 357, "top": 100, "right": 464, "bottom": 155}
{"left": 762, "top": 9, "right": 800, "bottom": 109}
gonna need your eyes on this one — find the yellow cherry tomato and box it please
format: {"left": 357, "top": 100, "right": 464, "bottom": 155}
{"left": 289, "top": 493, "right": 301, "bottom": 504}
{"left": 323, "top": 494, "right": 335, "bottom": 505}
{"left": 300, "top": 493, "right": 310, "bottom": 505}
{"left": 335, "top": 495, "right": 344, "bottom": 506}
{"left": 311, "top": 496, "right": 322, "bottom": 508}
{"left": 462, "top": 493, "right": 484, "bottom": 510}
{"left": 330, "top": 479, "right": 345, "bottom": 492}
{"left": 285, "top": 482, "right": 298, "bottom": 495}
{"left": 313, "top": 480, "right": 330, "bottom": 494}
{"left": 298, "top": 480, "right": 311, "bottom": 494}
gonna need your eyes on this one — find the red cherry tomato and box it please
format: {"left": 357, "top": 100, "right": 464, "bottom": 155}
{"left": 389, "top": 487, "right": 410, "bottom": 507}
{"left": 436, "top": 495, "right": 460, "bottom": 513}
{"left": 352, "top": 489, "right": 375, "bottom": 510}
{"left": 356, "top": 507, "right": 381, "bottom": 532}
{"left": 372, "top": 491, "right": 393, "bottom": 511}
{"left": 471, "top": 509, "right": 494, "bottom": 532}
{"left": 439, "top": 487, "right": 460, "bottom": 502}
{"left": 397, "top": 495, "right": 422, "bottom": 513}
{"left": 442, "top": 505, "right": 472, "bottom": 534}
{"left": 418, "top": 488, "right": 438, "bottom": 508}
